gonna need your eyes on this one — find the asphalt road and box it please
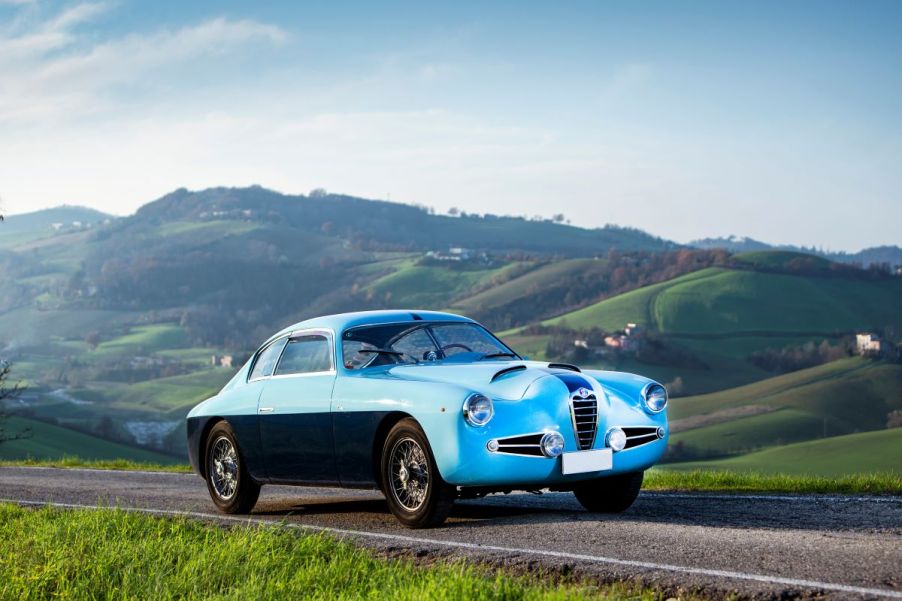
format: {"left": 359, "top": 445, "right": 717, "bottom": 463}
{"left": 1, "top": 467, "right": 899, "bottom": 600}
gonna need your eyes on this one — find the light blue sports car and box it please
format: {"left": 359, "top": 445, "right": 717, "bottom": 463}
{"left": 187, "top": 310, "right": 668, "bottom": 528}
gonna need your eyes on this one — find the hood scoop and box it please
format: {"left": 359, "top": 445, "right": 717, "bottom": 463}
{"left": 547, "top": 362, "right": 581, "bottom": 373}
{"left": 490, "top": 364, "right": 527, "bottom": 382}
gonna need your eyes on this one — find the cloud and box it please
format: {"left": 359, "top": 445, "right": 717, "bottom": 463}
{"left": 0, "top": 3, "right": 287, "bottom": 124}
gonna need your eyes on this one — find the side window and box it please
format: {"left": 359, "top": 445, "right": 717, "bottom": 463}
{"left": 249, "top": 338, "right": 287, "bottom": 381}
{"left": 274, "top": 335, "right": 332, "bottom": 375}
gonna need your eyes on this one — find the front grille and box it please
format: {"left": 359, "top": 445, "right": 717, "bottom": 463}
{"left": 492, "top": 433, "right": 545, "bottom": 456}
{"left": 570, "top": 394, "right": 598, "bottom": 450}
{"left": 622, "top": 426, "right": 662, "bottom": 449}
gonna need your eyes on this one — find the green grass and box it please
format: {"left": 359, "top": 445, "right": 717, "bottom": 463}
{"left": 102, "top": 368, "right": 234, "bottom": 412}
{"left": 0, "top": 456, "right": 192, "bottom": 472}
{"left": 663, "top": 429, "right": 902, "bottom": 478}
{"left": 0, "top": 504, "right": 659, "bottom": 601}
{"left": 0, "top": 307, "right": 138, "bottom": 347}
{"left": 94, "top": 323, "right": 190, "bottom": 357}
{"left": 0, "top": 417, "right": 181, "bottom": 464}
{"left": 157, "top": 220, "right": 260, "bottom": 238}
{"left": 646, "top": 467, "right": 901, "bottom": 494}
{"left": 544, "top": 266, "right": 902, "bottom": 335}
{"left": 452, "top": 259, "right": 605, "bottom": 313}
{"left": 667, "top": 358, "right": 902, "bottom": 459}
{"left": 367, "top": 260, "right": 510, "bottom": 307}
{"left": 670, "top": 408, "right": 827, "bottom": 456}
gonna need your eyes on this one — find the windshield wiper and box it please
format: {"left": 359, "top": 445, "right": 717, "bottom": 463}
{"left": 480, "top": 352, "right": 519, "bottom": 360}
{"left": 358, "top": 348, "right": 406, "bottom": 356}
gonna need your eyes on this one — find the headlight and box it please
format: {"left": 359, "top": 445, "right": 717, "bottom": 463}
{"left": 540, "top": 432, "right": 565, "bottom": 457}
{"left": 643, "top": 383, "right": 667, "bottom": 413}
{"left": 606, "top": 427, "right": 627, "bottom": 452}
{"left": 462, "top": 393, "right": 493, "bottom": 426}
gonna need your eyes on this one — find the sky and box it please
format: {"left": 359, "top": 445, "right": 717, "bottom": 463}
{"left": 0, "top": 1, "right": 900, "bottom": 251}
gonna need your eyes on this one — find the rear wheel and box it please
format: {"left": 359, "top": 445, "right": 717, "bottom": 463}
{"left": 381, "top": 418, "right": 455, "bottom": 528}
{"left": 205, "top": 421, "right": 260, "bottom": 514}
{"left": 573, "top": 471, "right": 644, "bottom": 513}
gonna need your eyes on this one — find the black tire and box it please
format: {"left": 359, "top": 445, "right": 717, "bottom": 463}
{"left": 204, "top": 421, "right": 261, "bottom": 514}
{"left": 381, "top": 418, "right": 455, "bottom": 528}
{"left": 573, "top": 471, "right": 644, "bottom": 513}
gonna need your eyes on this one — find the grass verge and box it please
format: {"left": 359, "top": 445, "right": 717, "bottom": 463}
{"left": 0, "top": 503, "right": 660, "bottom": 600}
{"left": 645, "top": 468, "right": 901, "bottom": 495}
{"left": 3, "top": 458, "right": 899, "bottom": 495}
{"left": 0, "top": 456, "right": 192, "bottom": 473}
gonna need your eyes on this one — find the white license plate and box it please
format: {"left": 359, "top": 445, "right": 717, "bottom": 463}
{"left": 561, "top": 449, "right": 613, "bottom": 475}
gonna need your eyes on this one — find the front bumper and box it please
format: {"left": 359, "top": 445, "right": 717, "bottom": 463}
{"left": 430, "top": 388, "right": 668, "bottom": 487}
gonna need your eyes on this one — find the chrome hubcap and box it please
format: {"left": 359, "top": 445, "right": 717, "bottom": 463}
{"left": 209, "top": 436, "right": 239, "bottom": 501}
{"left": 389, "top": 437, "right": 429, "bottom": 511}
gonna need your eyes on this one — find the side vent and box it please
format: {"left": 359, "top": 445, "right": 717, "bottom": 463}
{"left": 410, "top": 313, "right": 423, "bottom": 321}
{"left": 490, "top": 364, "right": 527, "bottom": 382}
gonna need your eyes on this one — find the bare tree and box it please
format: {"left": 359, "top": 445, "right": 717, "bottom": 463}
{"left": 0, "top": 361, "right": 29, "bottom": 444}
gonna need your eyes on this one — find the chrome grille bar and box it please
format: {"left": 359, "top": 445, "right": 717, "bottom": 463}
{"left": 569, "top": 395, "right": 598, "bottom": 450}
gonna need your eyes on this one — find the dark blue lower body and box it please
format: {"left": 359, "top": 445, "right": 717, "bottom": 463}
{"left": 187, "top": 411, "right": 393, "bottom": 488}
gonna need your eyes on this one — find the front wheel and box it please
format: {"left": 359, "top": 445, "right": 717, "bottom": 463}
{"left": 381, "top": 418, "right": 455, "bottom": 528}
{"left": 573, "top": 471, "right": 644, "bottom": 513}
{"left": 204, "top": 421, "right": 260, "bottom": 514}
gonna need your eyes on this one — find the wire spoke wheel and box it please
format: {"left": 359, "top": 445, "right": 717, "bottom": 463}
{"left": 389, "top": 437, "right": 430, "bottom": 511}
{"left": 209, "top": 435, "right": 240, "bottom": 501}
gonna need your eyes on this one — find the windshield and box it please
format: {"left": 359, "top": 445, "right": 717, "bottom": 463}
{"left": 342, "top": 322, "right": 519, "bottom": 370}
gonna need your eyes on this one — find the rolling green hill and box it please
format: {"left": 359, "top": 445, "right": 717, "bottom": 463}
{"left": 0, "top": 417, "right": 180, "bottom": 463}
{"left": 666, "top": 358, "right": 902, "bottom": 460}
{"left": 663, "top": 428, "right": 902, "bottom": 476}
{"left": 0, "top": 206, "right": 113, "bottom": 249}
{"left": 2, "top": 189, "right": 900, "bottom": 469}
{"left": 543, "top": 266, "right": 902, "bottom": 335}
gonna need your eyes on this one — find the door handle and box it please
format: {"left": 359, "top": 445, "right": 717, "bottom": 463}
{"left": 258, "top": 407, "right": 274, "bottom": 413}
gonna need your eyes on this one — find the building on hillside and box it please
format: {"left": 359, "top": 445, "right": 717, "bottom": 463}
{"left": 604, "top": 334, "right": 639, "bottom": 352}
{"left": 856, "top": 333, "right": 883, "bottom": 357}
{"left": 211, "top": 354, "right": 234, "bottom": 368}
{"left": 624, "top": 322, "right": 641, "bottom": 337}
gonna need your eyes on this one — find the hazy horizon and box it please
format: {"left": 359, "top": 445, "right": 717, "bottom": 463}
{"left": 1, "top": 0, "right": 900, "bottom": 251}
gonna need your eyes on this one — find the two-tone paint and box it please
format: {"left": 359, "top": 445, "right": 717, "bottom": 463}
{"left": 186, "top": 310, "right": 668, "bottom": 491}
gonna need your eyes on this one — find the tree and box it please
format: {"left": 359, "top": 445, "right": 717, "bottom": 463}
{"left": 84, "top": 331, "right": 101, "bottom": 351}
{"left": 0, "top": 361, "right": 30, "bottom": 445}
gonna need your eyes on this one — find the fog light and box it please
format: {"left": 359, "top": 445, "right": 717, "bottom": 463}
{"left": 656, "top": 427, "right": 665, "bottom": 439}
{"left": 540, "top": 432, "right": 565, "bottom": 458}
{"left": 606, "top": 427, "right": 627, "bottom": 452}
{"left": 486, "top": 439, "right": 499, "bottom": 452}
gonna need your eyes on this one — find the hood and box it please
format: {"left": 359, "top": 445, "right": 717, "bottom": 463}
{"left": 385, "top": 360, "right": 592, "bottom": 401}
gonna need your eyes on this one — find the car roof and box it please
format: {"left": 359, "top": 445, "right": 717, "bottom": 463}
{"left": 267, "top": 310, "right": 475, "bottom": 344}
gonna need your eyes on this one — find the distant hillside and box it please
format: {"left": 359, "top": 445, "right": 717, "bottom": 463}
{"left": 691, "top": 235, "right": 902, "bottom": 267}
{"left": 1, "top": 188, "right": 899, "bottom": 461}
{"left": 134, "top": 187, "right": 675, "bottom": 255}
{"left": 666, "top": 358, "right": 902, "bottom": 461}
{"left": 662, "top": 428, "right": 902, "bottom": 476}
{"left": 542, "top": 265, "right": 901, "bottom": 335}
{"left": 0, "top": 206, "right": 113, "bottom": 248}
{"left": 0, "top": 416, "right": 181, "bottom": 463}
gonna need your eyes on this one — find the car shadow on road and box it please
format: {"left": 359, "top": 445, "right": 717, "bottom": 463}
{"left": 250, "top": 491, "right": 900, "bottom": 533}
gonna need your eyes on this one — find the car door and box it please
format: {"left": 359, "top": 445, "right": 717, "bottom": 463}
{"left": 257, "top": 330, "right": 339, "bottom": 484}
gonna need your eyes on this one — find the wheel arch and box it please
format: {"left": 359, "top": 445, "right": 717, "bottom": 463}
{"left": 371, "top": 411, "right": 415, "bottom": 490}
{"left": 196, "top": 416, "right": 225, "bottom": 479}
